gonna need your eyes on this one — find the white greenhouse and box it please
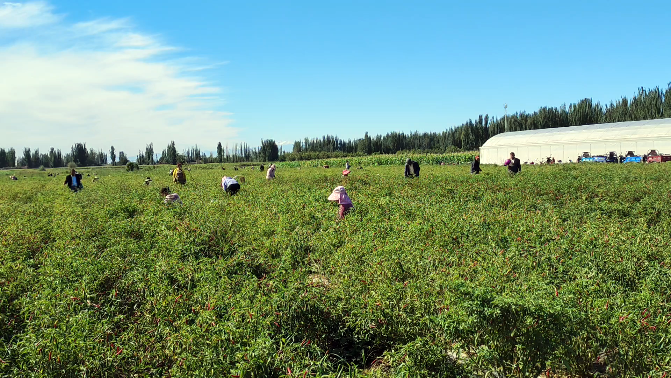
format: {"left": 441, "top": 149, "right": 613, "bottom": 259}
{"left": 479, "top": 118, "right": 671, "bottom": 165}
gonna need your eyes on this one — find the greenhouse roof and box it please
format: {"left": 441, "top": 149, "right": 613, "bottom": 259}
{"left": 481, "top": 118, "right": 671, "bottom": 148}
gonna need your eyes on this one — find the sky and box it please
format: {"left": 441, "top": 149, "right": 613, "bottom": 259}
{"left": 1, "top": 0, "right": 670, "bottom": 158}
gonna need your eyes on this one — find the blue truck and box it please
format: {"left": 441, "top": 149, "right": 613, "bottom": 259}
{"left": 623, "top": 151, "right": 644, "bottom": 163}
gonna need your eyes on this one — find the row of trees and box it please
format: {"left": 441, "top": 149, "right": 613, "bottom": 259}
{"left": 10, "top": 144, "right": 113, "bottom": 169}
{"left": 285, "top": 85, "right": 671, "bottom": 157}
{"left": 3, "top": 84, "right": 671, "bottom": 168}
{"left": 0, "top": 148, "right": 17, "bottom": 168}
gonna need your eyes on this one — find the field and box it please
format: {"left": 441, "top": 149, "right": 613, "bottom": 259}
{"left": 1, "top": 162, "right": 671, "bottom": 377}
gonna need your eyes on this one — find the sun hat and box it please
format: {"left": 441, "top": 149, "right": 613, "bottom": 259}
{"left": 342, "top": 169, "right": 350, "bottom": 176}
{"left": 328, "top": 186, "right": 352, "bottom": 205}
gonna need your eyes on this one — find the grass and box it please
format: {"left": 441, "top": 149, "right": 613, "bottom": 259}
{"left": 1, "top": 162, "right": 670, "bottom": 377}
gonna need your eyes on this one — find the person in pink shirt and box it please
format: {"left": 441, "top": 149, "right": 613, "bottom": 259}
{"left": 328, "top": 186, "right": 354, "bottom": 219}
{"left": 160, "top": 187, "right": 182, "bottom": 204}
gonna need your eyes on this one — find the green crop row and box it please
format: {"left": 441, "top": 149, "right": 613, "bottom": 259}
{"left": 274, "top": 152, "right": 477, "bottom": 168}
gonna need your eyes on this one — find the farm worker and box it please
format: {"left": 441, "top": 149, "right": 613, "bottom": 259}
{"left": 504, "top": 152, "right": 521, "bottom": 174}
{"left": 404, "top": 158, "right": 420, "bottom": 178}
{"left": 144, "top": 177, "right": 152, "bottom": 185}
{"left": 260, "top": 164, "right": 264, "bottom": 172}
{"left": 345, "top": 161, "right": 351, "bottom": 170}
{"left": 160, "top": 187, "right": 182, "bottom": 204}
{"left": 64, "top": 169, "right": 84, "bottom": 192}
{"left": 328, "top": 186, "right": 354, "bottom": 219}
{"left": 221, "top": 176, "right": 241, "bottom": 195}
{"left": 172, "top": 163, "right": 187, "bottom": 184}
{"left": 342, "top": 169, "right": 350, "bottom": 177}
{"left": 266, "top": 164, "right": 276, "bottom": 180}
{"left": 471, "top": 156, "right": 482, "bottom": 174}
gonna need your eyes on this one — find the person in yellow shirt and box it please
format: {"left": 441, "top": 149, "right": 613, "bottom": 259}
{"left": 173, "top": 163, "right": 187, "bottom": 184}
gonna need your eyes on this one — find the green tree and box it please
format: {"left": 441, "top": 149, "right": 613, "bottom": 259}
{"left": 144, "top": 143, "right": 154, "bottom": 165}
{"left": 7, "top": 148, "right": 16, "bottom": 167}
{"left": 0, "top": 149, "right": 6, "bottom": 168}
{"left": 164, "top": 141, "right": 177, "bottom": 165}
{"left": 71, "top": 143, "right": 88, "bottom": 167}
{"left": 216, "top": 142, "right": 223, "bottom": 163}
{"left": 663, "top": 83, "right": 671, "bottom": 117}
{"left": 22, "top": 148, "right": 32, "bottom": 168}
{"left": 31, "top": 148, "right": 41, "bottom": 168}
{"left": 259, "top": 139, "right": 279, "bottom": 161}
{"left": 110, "top": 146, "right": 116, "bottom": 166}
{"left": 118, "top": 151, "right": 129, "bottom": 166}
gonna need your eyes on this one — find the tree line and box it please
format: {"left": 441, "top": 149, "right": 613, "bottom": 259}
{"left": 283, "top": 85, "right": 671, "bottom": 159}
{"left": 2, "top": 84, "right": 671, "bottom": 168}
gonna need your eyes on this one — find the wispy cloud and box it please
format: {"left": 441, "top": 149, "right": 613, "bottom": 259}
{"left": 0, "top": 1, "right": 236, "bottom": 156}
{"left": 0, "top": 1, "right": 60, "bottom": 29}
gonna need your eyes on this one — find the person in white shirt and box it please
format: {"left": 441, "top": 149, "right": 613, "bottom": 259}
{"left": 221, "top": 176, "right": 240, "bottom": 195}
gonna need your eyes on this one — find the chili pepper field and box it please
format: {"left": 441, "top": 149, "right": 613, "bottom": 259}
{"left": 1, "top": 162, "right": 670, "bottom": 377}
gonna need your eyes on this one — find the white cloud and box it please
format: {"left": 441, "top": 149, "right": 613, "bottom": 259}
{"left": 0, "top": 2, "right": 236, "bottom": 157}
{"left": 0, "top": 1, "right": 60, "bottom": 29}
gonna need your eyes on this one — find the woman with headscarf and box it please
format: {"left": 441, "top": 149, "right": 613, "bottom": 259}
{"left": 266, "top": 164, "right": 276, "bottom": 180}
{"left": 328, "top": 186, "right": 354, "bottom": 219}
{"left": 471, "top": 156, "right": 482, "bottom": 174}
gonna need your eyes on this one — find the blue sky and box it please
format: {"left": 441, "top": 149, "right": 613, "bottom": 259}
{"left": 1, "top": 0, "right": 670, "bottom": 156}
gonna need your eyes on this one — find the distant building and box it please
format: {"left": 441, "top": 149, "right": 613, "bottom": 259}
{"left": 480, "top": 118, "right": 671, "bottom": 164}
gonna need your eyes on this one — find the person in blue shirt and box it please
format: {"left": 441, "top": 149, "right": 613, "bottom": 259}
{"left": 64, "top": 169, "right": 83, "bottom": 192}
{"left": 221, "top": 176, "right": 241, "bottom": 195}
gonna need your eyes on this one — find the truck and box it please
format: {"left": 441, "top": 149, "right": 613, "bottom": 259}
{"left": 605, "top": 151, "right": 619, "bottom": 163}
{"left": 623, "top": 151, "right": 644, "bottom": 163}
{"left": 646, "top": 150, "right": 671, "bottom": 163}
{"left": 580, "top": 152, "right": 606, "bottom": 163}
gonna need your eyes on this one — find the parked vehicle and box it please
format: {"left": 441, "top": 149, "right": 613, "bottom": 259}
{"left": 581, "top": 153, "right": 606, "bottom": 163}
{"left": 623, "top": 151, "right": 644, "bottom": 163}
{"left": 646, "top": 150, "right": 671, "bottom": 163}
{"left": 605, "top": 151, "right": 619, "bottom": 163}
